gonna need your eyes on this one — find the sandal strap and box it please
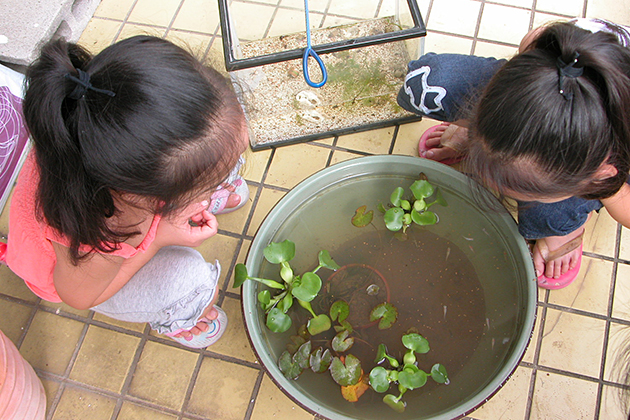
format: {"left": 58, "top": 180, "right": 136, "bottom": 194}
{"left": 536, "top": 230, "right": 584, "bottom": 263}
{"left": 438, "top": 124, "right": 466, "bottom": 154}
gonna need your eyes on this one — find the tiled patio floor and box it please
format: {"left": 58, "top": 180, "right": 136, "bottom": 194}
{"left": 2, "top": 0, "right": 630, "bottom": 419}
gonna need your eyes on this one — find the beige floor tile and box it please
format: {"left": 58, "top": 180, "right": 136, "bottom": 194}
{"left": 230, "top": 2, "right": 277, "bottom": 41}
{"left": 536, "top": 0, "right": 584, "bottom": 18}
{"left": 205, "top": 40, "right": 227, "bottom": 73}
{"left": 423, "top": 33, "right": 474, "bottom": 55}
{"left": 490, "top": 0, "right": 533, "bottom": 8}
{"left": 40, "top": 378, "right": 60, "bottom": 413}
{"left": 312, "top": 137, "right": 335, "bottom": 146}
{"left": 613, "top": 264, "right": 630, "bottom": 321}
{"left": 165, "top": 30, "right": 213, "bottom": 58}
{"left": 620, "top": 226, "right": 630, "bottom": 261}
{"left": 522, "top": 305, "right": 543, "bottom": 364}
{"left": 250, "top": 374, "right": 314, "bottom": 420}
{"left": 187, "top": 357, "right": 259, "bottom": 419}
{"left": 247, "top": 187, "right": 287, "bottom": 236}
{"left": 393, "top": 119, "right": 437, "bottom": 156}
{"left": 20, "top": 311, "right": 85, "bottom": 375}
{"left": 116, "top": 23, "right": 167, "bottom": 41}
{"left": 327, "top": 0, "right": 381, "bottom": 19}
{"left": 336, "top": 126, "right": 395, "bottom": 154}
{"left": 469, "top": 366, "right": 531, "bottom": 420}
{"left": 195, "top": 233, "right": 240, "bottom": 285}
{"left": 236, "top": 238, "right": 252, "bottom": 268}
{"left": 205, "top": 295, "right": 257, "bottom": 362}
{"left": 280, "top": 0, "right": 329, "bottom": 13}
{"left": 265, "top": 143, "right": 330, "bottom": 188}
{"left": 330, "top": 150, "right": 363, "bottom": 165}
{"left": 94, "top": 0, "right": 136, "bottom": 20}
{"left": 267, "top": 8, "right": 320, "bottom": 39}
{"left": 172, "top": 0, "right": 220, "bottom": 34}
{"left": 78, "top": 18, "right": 122, "bottom": 53}
{"left": 243, "top": 148, "right": 272, "bottom": 183}
{"left": 211, "top": 184, "right": 256, "bottom": 235}
{"left": 118, "top": 402, "right": 179, "bottom": 420}
{"left": 600, "top": 384, "right": 630, "bottom": 420}
{"left": 40, "top": 300, "right": 91, "bottom": 317}
{"left": 529, "top": 371, "right": 598, "bottom": 420}
{"left": 52, "top": 386, "right": 117, "bottom": 420}
{"left": 92, "top": 312, "right": 148, "bottom": 332}
{"left": 0, "top": 266, "right": 39, "bottom": 302}
{"left": 473, "top": 42, "right": 518, "bottom": 59}
{"left": 69, "top": 325, "right": 140, "bottom": 393}
{"left": 584, "top": 208, "right": 618, "bottom": 258}
{"left": 586, "top": 0, "right": 630, "bottom": 26}
{"left": 0, "top": 299, "right": 32, "bottom": 345}
{"left": 603, "top": 322, "right": 630, "bottom": 384}
{"left": 321, "top": 15, "right": 361, "bottom": 28}
{"left": 427, "top": 0, "right": 482, "bottom": 38}
{"left": 532, "top": 12, "right": 572, "bottom": 29}
{"left": 478, "top": 4, "right": 531, "bottom": 45}
{"left": 128, "top": 0, "right": 181, "bottom": 27}
{"left": 547, "top": 256, "right": 613, "bottom": 316}
{"left": 538, "top": 309, "right": 605, "bottom": 378}
{"left": 128, "top": 341, "right": 198, "bottom": 410}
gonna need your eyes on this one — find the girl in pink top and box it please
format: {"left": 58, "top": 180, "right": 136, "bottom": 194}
{"left": 5, "top": 36, "right": 250, "bottom": 348}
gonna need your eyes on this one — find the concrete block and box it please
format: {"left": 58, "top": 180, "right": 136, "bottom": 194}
{"left": 0, "top": 0, "right": 102, "bottom": 66}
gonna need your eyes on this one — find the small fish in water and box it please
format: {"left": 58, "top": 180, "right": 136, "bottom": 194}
{"left": 366, "top": 284, "right": 380, "bottom": 296}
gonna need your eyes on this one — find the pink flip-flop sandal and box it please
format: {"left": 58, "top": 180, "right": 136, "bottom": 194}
{"left": 534, "top": 231, "right": 584, "bottom": 290}
{"left": 419, "top": 124, "right": 464, "bottom": 166}
{"left": 166, "top": 306, "right": 228, "bottom": 348}
{"left": 209, "top": 176, "right": 249, "bottom": 215}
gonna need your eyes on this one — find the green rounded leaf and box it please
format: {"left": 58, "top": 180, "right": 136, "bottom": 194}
{"left": 278, "top": 293, "right": 294, "bottom": 313}
{"left": 369, "top": 366, "right": 391, "bottom": 393}
{"left": 233, "top": 263, "right": 249, "bottom": 288}
{"left": 402, "top": 333, "right": 430, "bottom": 354}
{"left": 278, "top": 351, "right": 303, "bottom": 380}
{"left": 332, "top": 330, "right": 355, "bottom": 352}
{"left": 431, "top": 363, "right": 449, "bottom": 384}
{"left": 351, "top": 205, "right": 374, "bottom": 228}
{"left": 258, "top": 290, "right": 271, "bottom": 306}
{"left": 370, "top": 303, "right": 398, "bottom": 330}
{"left": 403, "top": 213, "right": 412, "bottom": 226}
{"left": 411, "top": 209, "right": 438, "bottom": 226}
{"left": 413, "top": 199, "right": 427, "bottom": 212}
{"left": 318, "top": 250, "right": 341, "bottom": 270}
{"left": 330, "top": 354, "right": 362, "bottom": 386}
{"left": 280, "top": 263, "right": 294, "bottom": 282}
{"left": 390, "top": 187, "right": 404, "bottom": 207}
{"left": 403, "top": 350, "right": 416, "bottom": 366}
{"left": 307, "top": 314, "right": 331, "bottom": 335}
{"left": 398, "top": 368, "right": 427, "bottom": 390}
{"left": 384, "top": 207, "right": 404, "bottom": 232}
{"left": 310, "top": 347, "right": 333, "bottom": 373}
{"left": 266, "top": 307, "right": 292, "bottom": 333}
{"left": 410, "top": 179, "right": 434, "bottom": 200}
{"left": 294, "top": 341, "right": 312, "bottom": 370}
{"left": 400, "top": 199, "right": 411, "bottom": 211}
{"left": 383, "top": 394, "right": 406, "bottom": 413}
{"left": 264, "top": 240, "right": 296, "bottom": 264}
{"left": 330, "top": 300, "right": 350, "bottom": 322}
{"left": 291, "top": 272, "right": 322, "bottom": 302}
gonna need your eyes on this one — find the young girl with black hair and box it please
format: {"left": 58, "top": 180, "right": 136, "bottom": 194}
{"left": 398, "top": 19, "right": 630, "bottom": 290}
{"left": 2, "top": 35, "right": 250, "bottom": 348}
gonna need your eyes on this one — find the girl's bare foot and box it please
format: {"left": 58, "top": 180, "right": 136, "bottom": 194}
{"left": 421, "top": 123, "right": 468, "bottom": 162}
{"left": 531, "top": 227, "right": 584, "bottom": 279}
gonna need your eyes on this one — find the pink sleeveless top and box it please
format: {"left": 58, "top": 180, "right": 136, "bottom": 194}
{"left": 6, "top": 153, "right": 161, "bottom": 302}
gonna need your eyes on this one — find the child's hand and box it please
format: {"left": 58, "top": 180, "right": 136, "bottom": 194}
{"left": 155, "top": 201, "right": 218, "bottom": 248}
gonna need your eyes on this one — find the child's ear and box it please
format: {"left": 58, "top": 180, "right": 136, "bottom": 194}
{"left": 595, "top": 162, "right": 618, "bottom": 180}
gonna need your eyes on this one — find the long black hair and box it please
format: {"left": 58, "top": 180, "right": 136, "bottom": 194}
{"left": 466, "top": 21, "right": 630, "bottom": 201}
{"left": 23, "top": 36, "right": 244, "bottom": 262}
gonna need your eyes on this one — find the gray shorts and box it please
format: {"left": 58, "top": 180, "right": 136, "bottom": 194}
{"left": 92, "top": 246, "right": 220, "bottom": 335}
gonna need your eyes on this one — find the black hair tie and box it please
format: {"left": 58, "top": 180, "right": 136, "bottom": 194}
{"left": 64, "top": 68, "right": 116, "bottom": 100}
{"left": 557, "top": 52, "right": 583, "bottom": 100}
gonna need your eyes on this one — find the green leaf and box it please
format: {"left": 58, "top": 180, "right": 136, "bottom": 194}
{"left": 369, "top": 366, "right": 391, "bottom": 393}
{"left": 332, "top": 330, "right": 354, "bottom": 352}
{"left": 258, "top": 290, "right": 271, "bottom": 307}
{"left": 318, "top": 250, "right": 341, "bottom": 270}
{"left": 400, "top": 199, "right": 411, "bottom": 211}
{"left": 374, "top": 343, "right": 398, "bottom": 367}
{"left": 413, "top": 198, "right": 427, "bottom": 212}
{"left": 402, "top": 333, "right": 430, "bottom": 354}
{"left": 390, "top": 187, "right": 404, "bottom": 207}
{"left": 383, "top": 394, "right": 406, "bottom": 413}
{"left": 278, "top": 293, "right": 294, "bottom": 313}
{"left": 263, "top": 240, "right": 296, "bottom": 264}
{"left": 330, "top": 300, "right": 350, "bottom": 322}
{"left": 278, "top": 351, "right": 303, "bottom": 380}
{"left": 384, "top": 207, "right": 404, "bottom": 232}
{"left": 307, "top": 314, "right": 331, "bottom": 335}
{"left": 294, "top": 341, "right": 312, "bottom": 370}
{"left": 432, "top": 187, "right": 448, "bottom": 207}
{"left": 266, "top": 307, "right": 292, "bottom": 333}
{"left": 370, "top": 303, "right": 398, "bottom": 329}
{"left": 410, "top": 179, "right": 434, "bottom": 200}
{"left": 351, "top": 205, "right": 374, "bottom": 228}
{"left": 403, "top": 213, "right": 412, "bottom": 226}
{"left": 286, "top": 334, "right": 307, "bottom": 354}
{"left": 430, "top": 364, "right": 449, "bottom": 384}
{"left": 280, "top": 263, "right": 294, "bottom": 282}
{"left": 411, "top": 209, "right": 438, "bottom": 226}
{"left": 310, "top": 347, "right": 333, "bottom": 373}
{"left": 398, "top": 367, "right": 427, "bottom": 390}
{"left": 377, "top": 203, "right": 387, "bottom": 214}
{"left": 233, "top": 263, "right": 249, "bottom": 288}
{"left": 291, "top": 272, "right": 322, "bottom": 302}
{"left": 330, "top": 355, "right": 362, "bottom": 386}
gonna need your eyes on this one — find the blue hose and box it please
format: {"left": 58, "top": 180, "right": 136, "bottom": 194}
{"left": 302, "top": 0, "right": 327, "bottom": 88}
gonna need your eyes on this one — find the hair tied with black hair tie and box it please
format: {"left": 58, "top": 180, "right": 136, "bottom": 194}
{"left": 64, "top": 68, "right": 116, "bottom": 100}
{"left": 557, "top": 52, "right": 583, "bottom": 100}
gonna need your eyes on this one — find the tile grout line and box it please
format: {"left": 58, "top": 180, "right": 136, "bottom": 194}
{"left": 243, "top": 369, "right": 266, "bottom": 420}
{"left": 179, "top": 352, "right": 206, "bottom": 419}
{"left": 161, "top": 0, "right": 186, "bottom": 39}
{"left": 111, "top": 0, "right": 141, "bottom": 44}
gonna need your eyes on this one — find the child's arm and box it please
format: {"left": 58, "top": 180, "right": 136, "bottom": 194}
{"left": 52, "top": 202, "right": 218, "bottom": 310}
{"left": 601, "top": 183, "right": 630, "bottom": 228}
